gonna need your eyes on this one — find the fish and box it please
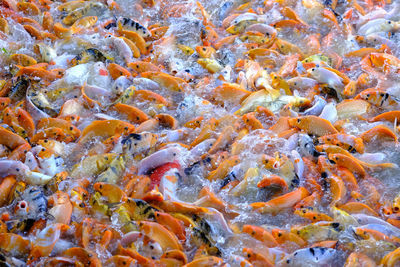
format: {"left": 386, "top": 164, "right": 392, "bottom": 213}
{"left": 358, "top": 18, "right": 400, "bottom": 36}
{"left": 117, "top": 17, "right": 151, "bottom": 38}
{"left": 302, "top": 95, "right": 327, "bottom": 116}
{"left": 70, "top": 48, "right": 110, "bottom": 66}
{"left": 307, "top": 67, "right": 344, "bottom": 97}
{"left": 18, "top": 186, "right": 48, "bottom": 219}
{"left": 280, "top": 247, "right": 338, "bottom": 266}
{"left": 287, "top": 77, "right": 319, "bottom": 91}
{"left": 62, "top": 2, "right": 104, "bottom": 25}
{"left": 137, "top": 146, "right": 183, "bottom": 175}
{"left": 356, "top": 89, "right": 400, "bottom": 109}
{"left": 9, "top": 76, "right": 29, "bottom": 101}
{"left": 121, "top": 132, "right": 158, "bottom": 155}
{"left": 298, "top": 134, "right": 322, "bottom": 159}
{"left": 0, "top": 0, "right": 399, "bottom": 265}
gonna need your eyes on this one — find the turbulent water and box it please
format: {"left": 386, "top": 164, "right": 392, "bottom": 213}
{"left": 0, "top": 0, "right": 400, "bottom": 266}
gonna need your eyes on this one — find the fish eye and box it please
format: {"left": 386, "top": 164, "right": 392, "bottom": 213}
{"left": 311, "top": 68, "right": 315, "bottom": 71}
{"left": 388, "top": 21, "right": 392, "bottom": 24}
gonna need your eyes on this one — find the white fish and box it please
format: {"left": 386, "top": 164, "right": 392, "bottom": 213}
{"left": 245, "top": 23, "right": 277, "bottom": 36}
{"left": 356, "top": 8, "right": 388, "bottom": 28}
{"left": 0, "top": 160, "right": 30, "bottom": 177}
{"left": 281, "top": 247, "right": 338, "bottom": 267}
{"left": 287, "top": 77, "right": 319, "bottom": 91}
{"left": 303, "top": 95, "right": 327, "bottom": 116}
{"left": 52, "top": 54, "right": 76, "bottom": 69}
{"left": 37, "top": 155, "right": 65, "bottom": 177}
{"left": 132, "top": 78, "right": 161, "bottom": 91}
{"left": 86, "top": 62, "right": 112, "bottom": 89}
{"left": 232, "top": 12, "right": 258, "bottom": 25}
{"left": 0, "top": 160, "right": 53, "bottom": 185}
{"left": 63, "top": 63, "right": 90, "bottom": 86}
{"left": 298, "top": 134, "right": 321, "bottom": 159}
{"left": 24, "top": 151, "right": 38, "bottom": 170}
{"left": 358, "top": 18, "right": 399, "bottom": 36}
{"left": 307, "top": 67, "right": 344, "bottom": 92}
{"left": 160, "top": 129, "right": 187, "bottom": 143}
{"left": 84, "top": 84, "right": 113, "bottom": 98}
{"left": 112, "top": 76, "right": 132, "bottom": 94}
{"left": 25, "top": 171, "right": 53, "bottom": 185}
{"left": 353, "top": 214, "right": 400, "bottom": 238}
{"left": 159, "top": 169, "right": 181, "bottom": 201}
{"left": 201, "top": 207, "right": 233, "bottom": 236}
{"left": 286, "top": 133, "right": 299, "bottom": 151}
{"left": 190, "top": 138, "right": 216, "bottom": 158}
{"left": 319, "top": 102, "right": 337, "bottom": 123}
{"left": 106, "top": 35, "right": 134, "bottom": 63}
{"left": 137, "top": 146, "right": 182, "bottom": 175}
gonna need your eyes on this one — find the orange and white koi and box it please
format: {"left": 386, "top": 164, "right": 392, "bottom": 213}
{"left": 356, "top": 88, "right": 400, "bottom": 109}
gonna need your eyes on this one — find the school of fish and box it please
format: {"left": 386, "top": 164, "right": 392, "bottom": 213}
{"left": 1, "top": 0, "right": 400, "bottom": 266}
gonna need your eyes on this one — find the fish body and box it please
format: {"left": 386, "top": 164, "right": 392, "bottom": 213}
{"left": 357, "top": 89, "right": 400, "bottom": 109}
{"left": 308, "top": 67, "right": 344, "bottom": 93}
{"left": 298, "top": 134, "right": 321, "bottom": 159}
{"left": 281, "top": 247, "right": 338, "bottom": 267}
{"left": 19, "top": 186, "right": 47, "bottom": 219}
{"left": 137, "top": 146, "right": 182, "bottom": 175}
{"left": 117, "top": 17, "right": 151, "bottom": 38}
{"left": 303, "top": 96, "right": 327, "bottom": 116}
{"left": 358, "top": 19, "right": 399, "bottom": 36}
